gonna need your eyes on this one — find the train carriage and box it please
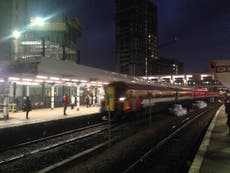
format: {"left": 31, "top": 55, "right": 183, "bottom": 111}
{"left": 100, "top": 81, "right": 191, "bottom": 118}
{"left": 100, "top": 81, "right": 220, "bottom": 120}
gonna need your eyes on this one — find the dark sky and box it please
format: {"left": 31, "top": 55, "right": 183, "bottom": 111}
{"left": 30, "top": 0, "right": 230, "bottom": 74}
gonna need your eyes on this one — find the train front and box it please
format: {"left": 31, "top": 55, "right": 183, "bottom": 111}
{"left": 100, "top": 82, "right": 130, "bottom": 120}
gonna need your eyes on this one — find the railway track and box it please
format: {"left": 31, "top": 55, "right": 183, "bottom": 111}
{"left": 0, "top": 122, "right": 108, "bottom": 172}
{"left": 123, "top": 105, "right": 220, "bottom": 173}
{"left": 0, "top": 113, "right": 151, "bottom": 172}
{"left": 0, "top": 103, "right": 221, "bottom": 173}
{"left": 58, "top": 104, "right": 221, "bottom": 173}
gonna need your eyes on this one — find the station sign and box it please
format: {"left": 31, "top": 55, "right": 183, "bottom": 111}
{"left": 210, "top": 60, "right": 230, "bottom": 88}
{"left": 216, "top": 66, "right": 230, "bottom": 73}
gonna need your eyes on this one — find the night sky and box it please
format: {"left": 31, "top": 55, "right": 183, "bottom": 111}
{"left": 29, "top": 0, "right": 230, "bottom": 74}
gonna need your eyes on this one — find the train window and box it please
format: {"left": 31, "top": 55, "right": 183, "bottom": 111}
{"left": 127, "top": 90, "right": 133, "bottom": 98}
{"left": 138, "top": 94, "right": 144, "bottom": 99}
{"left": 115, "top": 85, "right": 127, "bottom": 100}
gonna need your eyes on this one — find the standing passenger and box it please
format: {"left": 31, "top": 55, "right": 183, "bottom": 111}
{"left": 63, "top": 94, "right": 69, "bottom": 115}
{"left": 71, "top": 95, "right": 75, "bottom": 109}
{"left": 23, "top": 96, "right": 31, "bottom": 119}
{"left": 225, "top": 98, "right": 230, "bottom": 133}
{"left": 14, "top": 97, "right": 19, "bottom": 112}
{"left": 85, "top": 94, "right": 90, "bottom": 108}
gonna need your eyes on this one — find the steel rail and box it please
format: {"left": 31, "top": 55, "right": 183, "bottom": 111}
{"left": 0, "top": 122, "right": 107, "bottom": 152}
{"left": 123, "top": 109, "right": 210, "bottom": 173}
{"left": 0, "top": 123, "right": 108, "bottom": 165}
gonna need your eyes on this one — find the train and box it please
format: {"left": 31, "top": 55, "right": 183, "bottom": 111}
{"left": 100, "top": 81, "right": 219, "bottom": 119}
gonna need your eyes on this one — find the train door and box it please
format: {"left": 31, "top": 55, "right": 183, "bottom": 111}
{"left": 105, "top": 86, "right": 115, "bottom": 111}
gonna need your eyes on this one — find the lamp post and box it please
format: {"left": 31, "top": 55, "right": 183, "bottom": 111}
{"left": 3, "top": 30, "right": 22, "bottom": 119}
{"left": 3, "top": 77, "right": 9, "bottom": 119}
{"left": 30, "top": 17, "right": 46, "bottom": 57}
{"left": 12, "top": 30, "right": 21, "bottom": 61}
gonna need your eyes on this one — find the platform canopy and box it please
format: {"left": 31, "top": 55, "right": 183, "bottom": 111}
{"left": 37, "top": 57, "right": 191, "bottom": 89}
{"left": 37, "top": 57, "right": 141, "bottom": 84}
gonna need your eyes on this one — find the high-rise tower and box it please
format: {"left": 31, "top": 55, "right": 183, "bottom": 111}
{"left": 115, "top": 0, "right": 157, "bottom": 76}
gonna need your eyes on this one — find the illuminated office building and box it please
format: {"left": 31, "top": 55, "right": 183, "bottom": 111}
{"left": 115, "top": 0, "right": 158, "bottom": 76}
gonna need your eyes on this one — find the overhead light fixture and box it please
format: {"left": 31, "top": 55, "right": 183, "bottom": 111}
{"left": 36, "top": 75, "right": 48, "bottom": 79}
{"left": 17, "top": 82, "right": 39, "bottom": 85}
{"left": 62, "top": 78, "right": 70, "bottom": 81}
{"left": 71, "top": 79, "right": 79, "bottom": 82}
{"left": 50, "top": 77, "right": 60, "bottom": 80}
{"left": 46, "top": 80, "right": 54, "bottom": 83}
{"left": 22, "top": 78, "right": 33, "bottom": 81}
{"left": 80, "top": 80, "right": 87, "bottom": 83}
{"left": 8, "top": 77, "right": 20, "bottom": 81}
{"left": 54, "top": 81, "right": 62, "bottom": 84}
{"left": 21, "top": 41, "right": 41, "bottom": 45}
{"left": 34, "top": 79, "right": 44, "bottom": 83}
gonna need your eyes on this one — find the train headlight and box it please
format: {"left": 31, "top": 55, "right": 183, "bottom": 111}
{"left": 119, "top": 97, "right": 126, "bottom": 101}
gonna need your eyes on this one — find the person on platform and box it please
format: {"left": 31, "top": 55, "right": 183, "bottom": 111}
{"left": 85, "top": 94, "right": 90, "bottom": 108}
{"left": 22, "top": 96, "right": 31, "bottom": 119}
{"left": 225, "top": 98, "right": 230, "bottom": 133}
{"left": 71, "top": 95, "right": 75, "bottom": 109}
{"left": 63, "top": 94, "right": 69, "bottom": 115}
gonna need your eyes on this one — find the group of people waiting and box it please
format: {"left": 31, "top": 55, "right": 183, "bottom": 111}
{"left": 62, "top": 93, "right": 93, "bottom": 115}
{"left": 22, "top": 96, "right": 31, "bottom": 119}
{"left": 21, "top": 93, "right": 93, "bottom": 119}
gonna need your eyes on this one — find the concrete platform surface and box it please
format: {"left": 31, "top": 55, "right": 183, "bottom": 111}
{"left": 189, "top": 105, "right": 230, "bottom": 173}
{"left": 0, "top": 106, "right": 100, "bottom": 129}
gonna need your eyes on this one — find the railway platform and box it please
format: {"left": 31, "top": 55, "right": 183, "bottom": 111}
{"left": 1, "top": 103, "right": 229, "bottom": 173}
{"left": 189, "top": 105, "right": 230, "bottom": 173}
{"left": 0, "top": 106, "right": 100, "bottom": 129}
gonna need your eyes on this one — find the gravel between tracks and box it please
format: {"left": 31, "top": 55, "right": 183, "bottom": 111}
{"left": 64, "top": 122, "right": 169, "bottom": 173}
